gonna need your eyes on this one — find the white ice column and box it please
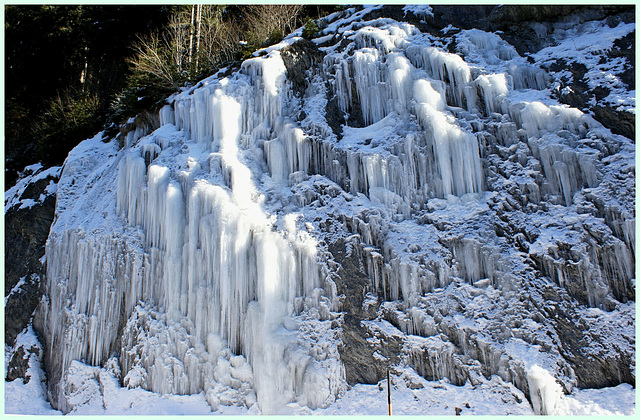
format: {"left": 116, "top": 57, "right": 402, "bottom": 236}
{"left": 116, "top": 152, "right": 147, "bottom": 226}
{"left": 190, "top": 88, "right": 212, "bottom": 144}
{"left": 387, "top": 52, "right": 413, "bottom": 115}
{"left": 334, "top": 58, "right": 352, "bottom": 114}
{"left": 475, "top": 73, "right": 510, "bottom": 115}
{"left": 264, "top": 123, "right": 311, "bottom": 182}
{"left": 406, "top": 45, "right": 473, "bottom": 108}
{"left": 241, "top": 51, "right": 289, "bottom": 140}
{"left": 413, "top": 79, "right": 446, "bottom": 112}
{"left": 526, "top": 365, "right": 563, "bottom": 415}
{"left": 528, "top": 134, "right": 600, "bottom": 206}
{"left": 211, "top": 91, "right": 243, "bottom": 153}
{"left": 159, "top": 104, "right": 175, "bottom": 126}
{"left": 162, "top": 181, "right": 186, "bottom": 316}
{"left": 508, "top": 64, "right": 548, "bottom": 90}
{"left": 515, "top": 101, "right": 596, "bottom": 138}
{"left": 264, "top": 139, "right": 288, "bottom": 182}
{"left": 353, "top": 48, "right": 388, "bottom": 125}
{"left": 145, "top": 164, "right": 171, "bottom": 248}
{"left": 414, "top": 100, "right": 483, "bottom": 197}
{"left": 283, "top": 124, "right": 311, "bottom": 175}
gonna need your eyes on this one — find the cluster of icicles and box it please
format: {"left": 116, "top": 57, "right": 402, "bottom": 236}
{"left": 39, "top": 16, "right": 632, "bottom": 415}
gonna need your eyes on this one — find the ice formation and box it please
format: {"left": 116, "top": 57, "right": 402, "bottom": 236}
{"left": 36, "top": 6, "right": 634, "bottom": 415}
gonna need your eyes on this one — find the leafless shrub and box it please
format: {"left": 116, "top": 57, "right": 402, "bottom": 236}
{"left": 128, "top": 5, "right": 305, "bottom": 88}
{"left": 242, "top": 5, "right": 304, "bottom": 45}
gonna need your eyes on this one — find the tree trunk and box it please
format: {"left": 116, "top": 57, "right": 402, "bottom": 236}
{"left": 194, "top": 4, "right": 202, "bottom": 74}
{"left": 80, "top": 46, "right": 88, "bottom": 90}
{"left": 188, "top": 5, "right": 195, "bottom": 66}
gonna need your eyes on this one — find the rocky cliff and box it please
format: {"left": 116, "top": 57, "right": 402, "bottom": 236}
{"left": 5, "top": 5, "right": 635, "bottom": 415}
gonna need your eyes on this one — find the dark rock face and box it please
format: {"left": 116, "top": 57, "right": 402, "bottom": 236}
{"left": 5, "top": 176, "right": 58, "bottom": 347}
{"left": 4, "top": 272, "right": 45, "bottom": 347}
{"left": 281, "top": 39, "right": 324, "bottom": 98}
{"left": 115, "top": 109, "right": 160, "bottom": 148}
{"left": 550, "top": 50, "right": 636, "bottom": 141}
{"left": 530, "top": 285, "right": 635, "bottom": 389}
{"left": 6, "top": 344, "right": 41, "bottom": 383}
{"left": 324, "top": 96, "right": 345, "bottom": 138}
{"left": 328, "top": 239, "right": 402, "bottom": 385}
{"left": 488, "top": 5, "right": 633, "bottom": 55}
{"left": 591, "top": 106, "right": 635, "bottom": 140}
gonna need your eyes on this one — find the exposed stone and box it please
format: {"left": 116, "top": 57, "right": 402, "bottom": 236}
{"left": 6, "top": 345, "right": 40, "bottom": 383}
{"left": 329, "top": 239, "right": 402, "bottom": 385}
{"left": 281, "top": 39, "right": 324, "bottom": 98}
{"left": 324, "top": 96, "right": 345, "bottom": 138}
{"left": 5, "top": 177, "right": 57, "bottom": 346}
{"left": 115, "top": 109, "right": 160, "bottom": 148}
{"left": 533, "top": 286, "right": 635, "bottom": 389}
{"left": 550, "top": 55, "right": 636, "bottom": 141}
{"left": 592, "top": 106, "right": 635, "bottom": 141}
{"left": 610, "top": 31, "right": 635, "bottom": 90}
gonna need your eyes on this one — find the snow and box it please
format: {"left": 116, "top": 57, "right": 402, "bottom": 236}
{"left": 311, "top": 34, "right": 334, "bottom": 46}
{"left": 555, "top": 383, "right": 636, "bottom": 415}
{"left": 320, "top": 5, "right": 384, "bottom": 36}
{"left": 403, "top": 5, "right": 434, "bottom": 20}
{"left": 4, "top": 276, "right": 26, "bottom": 306}
{"left": 5, "top": 354, "right": 635, "bottom": 415}
{"left": 531, "top": 19, "right": 635, "bottom": 113}
{"left": 4, "top": 164, "right": 61, "bottom": 213}
{"left": 307, "top": 368, "right": 533, "bottom": 415}
{"left": 4, "top": 327, "right": 62, "bottom": 415}
{"left": 11, "top": 5, "right": 635, "bottom": 417}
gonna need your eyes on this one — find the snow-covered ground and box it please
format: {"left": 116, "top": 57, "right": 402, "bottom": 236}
{"left": 4, "top": 327, "right": 635, "bottom": 415}
{"left": 5, "top": 334, "right": 635, "bottom": 416}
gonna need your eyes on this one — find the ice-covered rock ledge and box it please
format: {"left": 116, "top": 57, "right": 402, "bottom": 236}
{"left": 32, "top": 5, "right": 634, "bottom": 415}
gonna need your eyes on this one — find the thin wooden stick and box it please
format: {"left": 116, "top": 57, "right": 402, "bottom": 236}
{"left": 387, "top": 369, "right": 392, "bottom": 416}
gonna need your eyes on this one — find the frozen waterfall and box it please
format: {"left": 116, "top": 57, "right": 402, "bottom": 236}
{"left": 40, "top": 49, "right": 344, "bottom": 414}
{"left": 37, "top": 7, "right": 634, "bottom": 416}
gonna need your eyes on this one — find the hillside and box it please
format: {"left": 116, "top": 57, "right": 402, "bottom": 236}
{"left": 4, "top": 5, "right": 635, "bottom": 415}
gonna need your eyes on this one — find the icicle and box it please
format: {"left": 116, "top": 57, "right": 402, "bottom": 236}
{"left": 406, "top": 45, "right": 472, "bottom": 108}
{"left": 508, "top": 64, "right": 549, "bottom": 90}
{"left": 241, "top": 51, "right": 289, "bottom": 139}
{"left": 354, "top": 25, "right": 412, "bottom": 54}
{"left": 162, "top": 181, "right": 185, "bottom": 316}
{"left": 264, "top": 139, "right": 288, "bottom": 182}
{"left": 334, "top": 58, "right": 352, "bottom": 114}
{"left": 516, "top": 101, "right": 596, "bottom": 138}
{"left": 526, "top": 365, "right": 563, "bottom": 415}
{"left": 353, "top": 48, "right": 388, "bottom": 125}
{"left": 475, "top": 73, "right": 510, "bottom": 115}
{"left": 387, "top": 52, "right": 413, "bottom": 115}
{"left": 159, "top": 104, "right": 175, "bottom": 126}
{"left": 414, "top": 102, "right": 483, "bottom": 197}
{"left": 458, "top": 29, "right": 518, "bottom": 64}
{"left": 145, "top": 165, "right": 170, "bottom": 248}
{"left": 265, "top": 123, "right": 311, "bottom": 182}
{"left": 413, "top": 79, "right": 446, "bottom": 111}
{"left": 116, "top": 152, "right": 147, "bottom": 225}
